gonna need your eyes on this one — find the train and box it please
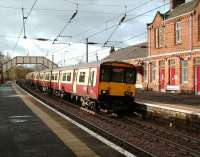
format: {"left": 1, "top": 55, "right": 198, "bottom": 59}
{"left": 26, "top": 61, "right": 137, "bottom": 114}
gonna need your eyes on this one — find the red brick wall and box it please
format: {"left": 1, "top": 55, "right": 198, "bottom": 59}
{"left": 148, "top": 13, "right": 196, "bottom": 56}
{"left": 193, "top": 2, "right": 200, "bottom": 49}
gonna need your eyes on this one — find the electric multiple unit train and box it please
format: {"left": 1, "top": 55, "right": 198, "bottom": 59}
{"left": 26, "top": 61, "right": 137, "bottom": 113}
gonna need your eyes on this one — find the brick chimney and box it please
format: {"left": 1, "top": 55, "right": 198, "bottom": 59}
{"left": 170, "top": 0, "right": 186, "bottom": 11}
{"left": 109, "top": 46, "right": 115, "bottom": 54}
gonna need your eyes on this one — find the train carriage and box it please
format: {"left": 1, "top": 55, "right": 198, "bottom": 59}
{"left": 28, "top": 61, "right": 137, "bottom": 113}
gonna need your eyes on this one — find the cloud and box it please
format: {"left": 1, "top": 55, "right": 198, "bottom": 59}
{"left": 0, "top": 0, "right": 167, "bottom": 66}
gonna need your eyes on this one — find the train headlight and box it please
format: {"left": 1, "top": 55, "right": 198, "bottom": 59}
{"left": 101, "top": 90, "right": 109, "bottom": 95}
{"left": 124, "top": 91, "right": 132, "bottom": 96}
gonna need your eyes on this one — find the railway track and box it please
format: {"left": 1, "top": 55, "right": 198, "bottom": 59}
{"left": 17, "top": 82, "right": 154, "bottom": 157}
{"left": 17, "top": 81, "right": 200, "bottom": 157}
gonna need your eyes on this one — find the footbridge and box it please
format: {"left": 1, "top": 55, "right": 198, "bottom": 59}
{"left": 2, "top": 56, "right": 58, "bottom": 72}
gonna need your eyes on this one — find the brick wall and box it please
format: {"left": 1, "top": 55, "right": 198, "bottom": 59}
{"left": 144, "top": 0, "right": 200, "bottom": 94}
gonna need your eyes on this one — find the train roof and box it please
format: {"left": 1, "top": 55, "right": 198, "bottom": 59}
{"left": 36, "top": 60, "right": 135, "bottom": 73}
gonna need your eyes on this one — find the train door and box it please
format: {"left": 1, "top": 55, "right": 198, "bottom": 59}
{"left": 159, "top": 60, "right": 165, "bottom": 91}
{"left": 88, "top": 68, "right": 97, "bottom": 97}
{"left": 73, "top": 70, "right": 78, "bottom": 93}
{"left": 58, "top": 71, "right": 62, "bottom": 91}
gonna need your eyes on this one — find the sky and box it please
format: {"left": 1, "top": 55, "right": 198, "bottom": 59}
{"left": 0, "top": 0, "right": 169, "bottom": 66}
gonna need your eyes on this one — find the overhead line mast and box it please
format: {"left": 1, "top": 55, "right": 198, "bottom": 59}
{"left": 12, "top": 0, "right": 38, "bottom": 53}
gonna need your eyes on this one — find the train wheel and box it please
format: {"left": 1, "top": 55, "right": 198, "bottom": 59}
{"left": 89, "top": 101, "right": 99, "bottom": 113}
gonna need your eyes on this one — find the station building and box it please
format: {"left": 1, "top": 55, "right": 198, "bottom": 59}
{"left": 146, "top": 0, "right": 200, "bottom": 95}
{"left": 105, "top": 0, "right": 200, "bottom": 95}
{"left": 103, "top": 42, "right": 148, "bottom": 89}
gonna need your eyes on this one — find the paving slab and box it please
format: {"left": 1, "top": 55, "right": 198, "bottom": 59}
{"left": 0, "top": 82, "right": 125, "bottom": 157}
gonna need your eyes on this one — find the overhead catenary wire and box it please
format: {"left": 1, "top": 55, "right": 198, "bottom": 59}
{"left": 12, "top": 0, "right": 38, "bottom": 53}
{"left": 103, "top": 6, "right": 127, "bottom": 46}
{"left": 81, "top": 2, "right": 170, "bottom": 42}
{"left": 10, "top": 0, "right": 169, "bottom": 63}
{"left": 72, "top": 0, "right": 156, "bottom": 39}
{"left": 49, "top": 0, "right": 161, "bottom": 55}
{"left": 55, "top": 1, "right": 167, "bottom": 57}
{"left": 52, "top": 2, "right": 79, "bottom": 44}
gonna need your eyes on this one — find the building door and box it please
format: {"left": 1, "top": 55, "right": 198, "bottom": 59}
{"left": 169, "top": 59, "right": 176, "bottom": 85}
{"left": 170, "top": 68, "right": 176, "bottom": 85}
{"left": 197, "top": 66, "right": 200, "bottom": 95}
{"left": 194, "top": 58, "right": 200, "bottom": 95}
{"left": 159, "top": 60, "right": 165, "bottom": 91}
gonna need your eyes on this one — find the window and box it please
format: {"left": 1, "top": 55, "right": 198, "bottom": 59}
{"left": 155, "top": 28, "right": 159, "bottom": 48}
{"left": 62, "top": 73, "right": 66, "bottom": 81}
{"left": 151, "top": 63, "right": 156, "bottom": 81}
{"left": 181, "top": 60, "right": 188, "bottom": 83}
{"left": 90, "top": 71, "right": 95, "bottom": 87}
{"left": 195, "top": 58, "right": 200, "bottom": 65}
{"left": 55, "top": 73, "right": 58, "bottom": 80}
{"left": 155, "top": 27, "right": 164, "bottom": 48}
{"left": 100, "top": 69, "right": 110, "bottom": 82}
{"left": 143, "top": 63, "right": 147, "bottom": 81}
{"left": 51, "top": 74, "right": 54, "bottom": 80}
{"left": 126, "top": 70, "right": 136, "bottom": 84}
{"left": 111, "top": 68, "right": 124, "bottom": 83}
{"left": 176, "top": 22, "right": 182, "bottom": 43}
{"left": 79, "top": 72, "right": 86, "bottom": 83}
{"left": 66, "top": 73, "right": 71, "bottom": 81}
{"left": 46, "top": 74, "right": 49, "bottom": 80}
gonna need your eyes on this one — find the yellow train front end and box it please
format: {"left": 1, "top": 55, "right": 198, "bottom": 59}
{"left": 98, "top": 62, "right": 136, "bottom": 113}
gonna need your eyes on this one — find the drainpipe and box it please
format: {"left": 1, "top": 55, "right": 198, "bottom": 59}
{"left": 189, "top": 14, "right": 193, "bottom": 51}
{"left": 189, "top": 14, "right": 193, "bottom": 94}
{"left": 148, "top": 27, "right": 151, "bottom": 56}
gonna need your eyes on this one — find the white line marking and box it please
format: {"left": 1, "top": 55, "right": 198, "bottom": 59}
{"left": 9, "top": 115, "right": 32, "bottom": 118}
{"left": 16, "top": 84, "right": 137, "bottom": 157}
{"left": 136, "top": 101, "right": 200, "bottom": 117}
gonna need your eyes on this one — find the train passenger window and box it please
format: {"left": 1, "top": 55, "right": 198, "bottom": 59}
{"left": 79, "top": 72, "right": 86, "bottom": 83}
{"left": 46, "top": 74, "right": 49, "bottom": 80}
{"left": 51, "top": 74, "right": 54, "bottom": 80}
{"left": 100, "top": 69, "right": 110, "bottom": 82}
{"left": 125, "top": 70, "right": 136, "bottom": 84}
{"left": 66, "top": 73, "right": 71, "bottom": 81}
{"left": 55, "top": 73, "right": 58, "bottom": 80}
{"left": 111, "top": 68, "right": 124, "bottom": 83}
{"left": 63, "top": 73, "right": 66, "bottom": 81}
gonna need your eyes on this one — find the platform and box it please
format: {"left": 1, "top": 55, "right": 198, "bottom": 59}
{"left": 136, "top": 90, "right": 200, "bottom": 126}
{"left": 0, "top": 82, "right": 126, "bottom": 157}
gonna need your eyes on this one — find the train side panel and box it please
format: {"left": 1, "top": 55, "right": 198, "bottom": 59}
{"left": 59, "top": 70, "right": 73, "bottom": 93}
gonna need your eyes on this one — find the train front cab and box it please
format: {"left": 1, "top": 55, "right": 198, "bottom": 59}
{"left": 98, "top": 62, "right": 136, "bottom": 112}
